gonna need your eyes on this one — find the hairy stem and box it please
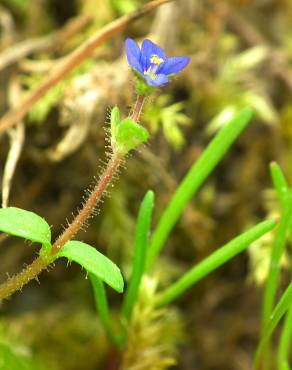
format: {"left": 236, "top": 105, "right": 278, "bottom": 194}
{"left": 0, "top": 55, "right": 148, "bottom": 300}
{"left": 0, "top": 153, "right": 123, "bottom": 300}
{"left": 51, "top": 154, "right": 123, "bottom": 254}
{"left": 0, "top": 255, "right": 50, "bottom": 300}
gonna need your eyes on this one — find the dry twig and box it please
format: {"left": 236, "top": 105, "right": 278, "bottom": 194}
{"left": 0, "top": 0, "right": 171, "bottom": 137}
{"left": 2, "top": 77, "right": 25, "bottom": 208}
{"left": 0, "top": 15, "right": 93, "bottom": 72}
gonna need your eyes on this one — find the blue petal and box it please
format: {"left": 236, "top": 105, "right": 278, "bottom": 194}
{"left": 145, "top": 74, "right": 169, "bottom": 87}
{"left": 141, "top": 39, "right": 166, "bottom": 69}
{"left": 140, "top": 54, "right": 148, "bottom": 72}
{"left": 125, "top": 38, "right": 143, "bottom": 74}
{"left": 158, "top": 56, "right": 190, "bottom": 75}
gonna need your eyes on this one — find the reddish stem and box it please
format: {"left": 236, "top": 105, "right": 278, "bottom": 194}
{"left": 0, "top": 153, "right": 123, "bottom": 300}
{"left": 0, "top": 83, "right": 148, "bottom": 301}
{"left": 0, "top": 255, "right": 49, "bottom": 300}
{"left": 131, "top": 95, "right": 145, "bottom": 122}
{"left": 52, "top": 154, "right": 122, "bottom": 254}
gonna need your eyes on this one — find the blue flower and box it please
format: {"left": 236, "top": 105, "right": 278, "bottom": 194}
{"left": 125, "top": 38, "right": 190, "bottom": 87}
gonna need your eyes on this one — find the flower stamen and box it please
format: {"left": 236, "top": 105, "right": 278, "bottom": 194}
{"left": 144, "top": 54, "right": 165, "bottom": 80}
{"left": 150, "top": 54, "right": 164, "bottom": 66}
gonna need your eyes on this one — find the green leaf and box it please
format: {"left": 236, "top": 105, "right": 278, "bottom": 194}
{"left": 122, "top": 191, "right": 155, "bottom": 321}
{"left": 110, "top": 108, "right": 149, "bottom": 155}
{"left": 0, "top": 207, "right": 51, "bottom": 249}
{"left": 114, "top": 118, "right": 149, "bottom": 155}
{"left": 110, "top": 106, "right": 121, "bottom": 134}
{"left": 255, "top": 282, "right": 292, "bottom": 369}
{"left": 261, "top": 191, "right": 292, "bottom": 330}
{"left": 89, "top": 274, "right": 118, "bottom": 344}
{"left": 260, "top": 183, "right": 292, "bottom": 367}
{"left": 156, "top": 219, "right": 276, "bottom": 307}
{"left": 57, "top": 241, "right": 124, "bottom": 293}
{"left": 110, "top": 106, "right": 121, "bottom": 150}
{"left": 147, "top": 107, "right": 254, "bottom": 269}
{"left": 270, "top": 162, "right": 289, "bottom": 207}
{"left": 278, "top": 303, "right": 292, "bottom": 370}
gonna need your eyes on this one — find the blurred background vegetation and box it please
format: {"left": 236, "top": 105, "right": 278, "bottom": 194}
{"left": 0, "top": 0, "right": 291, "bottom": 369}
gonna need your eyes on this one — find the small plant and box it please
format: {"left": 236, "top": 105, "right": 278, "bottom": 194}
{"left": 0, "top": 37, "right": 289, "bottom": 370}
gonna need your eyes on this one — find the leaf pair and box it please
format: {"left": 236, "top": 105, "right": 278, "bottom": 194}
{"left": 0, "top": 207, "right": 123, "bottom": 293}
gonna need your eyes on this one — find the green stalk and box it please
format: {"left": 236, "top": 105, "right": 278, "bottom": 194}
{"left": 255, "top": 282, "right": 292, "bottom": 369}
{"left": 270, "top": 162, "right": 289, "bottom": 208}
{"left": 262, "top": 195, "right": 292, "bottom": 328}
{"left": 146, "top": 108, "right": 253, "bottom": 270}
{"left": 278, "top": 302, "right": 292, "bottom": 370}
{"left": 122, "top": 191, "right": 154, "bottom": 321}
{"left": 255, "top": 163, "right": 291, "bottom": 369}
{"left": 259, "top": 191, "right": 292, "bottom": 369}
{"left": 156, "top": 219, "right": 276, "bottom": 307}
{"left": 89, "top": 274, "right": 118, "bottom": 345}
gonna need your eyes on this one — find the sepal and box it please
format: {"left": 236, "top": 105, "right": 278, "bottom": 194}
{"left": 135, "top": 78, "right": 155, "bottom": 97}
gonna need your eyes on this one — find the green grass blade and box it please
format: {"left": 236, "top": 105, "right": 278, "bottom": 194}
{"left": 146, "top": 108, "right": 254, "bottom": 269}
{"left": 278, "top": 302, "right": 292, "bottom": 369}
{"left": 259, "top": 166, "right": 291, "bottom": 369}
{"left": 270, "top": 162, "right": 289, "bottom": 207}
{"left": 261, "top": 193, "right": 292, "bottom": 330}
{"left": 156, "top": 219, "right": 276, "bottom": 307}
{"left": 255, "top": 282, "right": 292, "bottom": 369}
{"left": 122, "top": 191, "right": 154, "bottom": 321}
{"left": 89, "top": 274, "right": 117, "bottom": 345}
